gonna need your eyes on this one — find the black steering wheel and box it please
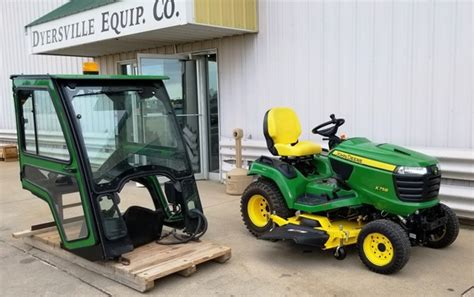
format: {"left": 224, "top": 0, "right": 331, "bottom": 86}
{"left": 312, "top": 114, "right": 345, "bottom": 137}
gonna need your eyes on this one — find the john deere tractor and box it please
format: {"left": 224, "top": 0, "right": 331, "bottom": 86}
{"left": 241, "top": 107, "right": 459, "bottom": 274}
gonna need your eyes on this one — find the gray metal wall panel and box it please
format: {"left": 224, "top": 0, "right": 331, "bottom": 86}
{"left": 95, "top": 0, "right": 472, "bottom": 150}
{"left": 0, "top": 0, "right": 90, "bottom": 141}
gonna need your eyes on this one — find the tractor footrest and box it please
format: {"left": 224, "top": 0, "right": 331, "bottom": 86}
{"left": 260, "top": 224, "right": 329, "bottom": 247}
{"left": 296, "top": 193, "right": 356, "bottom": 206}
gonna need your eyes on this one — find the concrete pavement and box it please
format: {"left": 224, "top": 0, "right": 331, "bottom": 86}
{"left": 0, "top": 161, "right": 473, "bottom": 296}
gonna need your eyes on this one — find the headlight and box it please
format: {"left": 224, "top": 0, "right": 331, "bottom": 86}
{"left": 395, "top": 166, "right": 428, "bottom": 175}
{"left": 431, "top": 163, "right": 441, "bottom": 175}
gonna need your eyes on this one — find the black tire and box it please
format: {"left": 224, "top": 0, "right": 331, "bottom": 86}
{"left": 425, "top": 204, "right": 459, "bottom": 249}
{"left": 240, "top": 179, "right": 293, "bottom": 237}
{"left": 357, "top": 220, "right": 411, "bottom": 274}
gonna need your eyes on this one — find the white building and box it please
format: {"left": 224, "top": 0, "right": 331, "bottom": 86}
{"left": 1, "top": 0, "right": 472, "bottom": 217}
{"left": 0, "top": 1, "right": 91, "bottom": 143}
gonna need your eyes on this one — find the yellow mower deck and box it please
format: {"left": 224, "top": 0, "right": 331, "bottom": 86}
{"left": 270, "top": 214, "right": 364, "bottom": 249}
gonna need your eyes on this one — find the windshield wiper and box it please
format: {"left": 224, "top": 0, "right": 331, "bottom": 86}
{"left": 73, "top": 88, "right": 143, "bottom": 98}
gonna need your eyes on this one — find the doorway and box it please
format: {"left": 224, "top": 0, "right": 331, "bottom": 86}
{"left": 135, "top": 53, "right": 220, "bottom": 180}
{"left": 206, "top": 54, "right": 219, "bottom": 180}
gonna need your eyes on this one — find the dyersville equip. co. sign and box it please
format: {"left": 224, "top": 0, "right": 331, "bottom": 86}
{"left": 28, "top": 0, "right": 188, "bottom": 54}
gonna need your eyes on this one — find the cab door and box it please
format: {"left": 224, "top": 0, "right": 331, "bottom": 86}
{"left": 13, "top": 79, "right": 97, "bottom": 252}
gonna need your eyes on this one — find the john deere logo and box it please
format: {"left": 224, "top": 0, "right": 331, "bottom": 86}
{"left": 332, "top": 150, "right": 396, "bottom": 172}
{"left": 332, "top": 151, "right": 363, "bottom": 164}
{"left": 375, "top": 186, "right": 389, "bottom": 193}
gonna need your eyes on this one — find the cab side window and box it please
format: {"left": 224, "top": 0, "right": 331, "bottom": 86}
{"left": 18, "top": 89, "right": 70, "bottom": 161}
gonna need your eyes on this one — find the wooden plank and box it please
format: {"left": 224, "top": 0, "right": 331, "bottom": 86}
{"left": 22, "top": 236, "right": 149, "bottom": 292}
{"left": 129, "top": 244, "right": 216, "bottom": 275}
{"left": 177, "top": 265, "right": 196, "bottom": 277}
{"left": 14, "top": 218, "right": 84, "bottom": 239}
{"left": 0, "top": 145, "right": 18, "bottom": 162}
{"left": 136, "top": 244, "right": 231, "bottom": 282}
{"left": 214, "top": 251, "right": 232, "bottom": 263}
{"left": 31, "top": 221, "right": 57, "bottom": 230}
{"left": 119, "top": 241, "right": 216, "bottom": 274}
{"left": 62, "top": 202, "right": 83, "bottom": 209}
{"left": 17, "top": 227, "right": 232, "bottom": 293}
{"left": 12, "top": 226, "right": 57, "bottom": 239}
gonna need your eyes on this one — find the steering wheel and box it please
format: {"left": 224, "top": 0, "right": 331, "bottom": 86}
{"left": 312, "top": 114, "right": 345, "bottom": 137}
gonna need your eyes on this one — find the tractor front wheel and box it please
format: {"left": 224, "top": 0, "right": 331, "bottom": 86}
{"left": 357, "top": 220, "right": 410, "bottom": 274}
{"left": 241, "top": 179, "right": 293, "bottom": 237}
{"left": 424, "top": 204, "right": 459, "bottom": 249}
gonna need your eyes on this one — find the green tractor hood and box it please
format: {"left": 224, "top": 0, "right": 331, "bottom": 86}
{"left": 334, "top": 138, "right": 438, "bottom": 168}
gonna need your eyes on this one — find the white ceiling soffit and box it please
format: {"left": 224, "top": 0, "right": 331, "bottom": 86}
{"left": 27, "top": 0, "right": 255, "bottom": 57}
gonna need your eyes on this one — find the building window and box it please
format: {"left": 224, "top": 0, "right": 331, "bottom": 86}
{"left": 18, "top": 89, "right": 70, "bottom": 161}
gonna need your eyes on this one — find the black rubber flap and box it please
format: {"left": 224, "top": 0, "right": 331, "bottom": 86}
{"left": 122, "top": 206, "right": 164, "bottom": 248}
{"left": 260, "top": 224, "right": 329, "bottom": 247}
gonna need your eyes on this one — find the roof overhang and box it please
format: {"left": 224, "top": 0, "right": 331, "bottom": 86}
{"left": 26, "top": 0, "right": 258, "bottom": 57}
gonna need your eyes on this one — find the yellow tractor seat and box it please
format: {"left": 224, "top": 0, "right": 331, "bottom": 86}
{"left": 263, "top": 107, "right": 322, "bottom": 157}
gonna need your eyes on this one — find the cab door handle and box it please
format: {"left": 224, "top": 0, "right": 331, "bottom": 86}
{"left": 64, "top": 167, "right": 77, "bottom": 174}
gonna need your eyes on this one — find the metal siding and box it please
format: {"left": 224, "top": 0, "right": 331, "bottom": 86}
{"left": 0, "top": 0, "right": 90, "bottom": 142}
{"left": 215, "top": 0, "right": 472, "bottom": 150}
{"left": 95, "top": 0, "right": 471, "bottom": 150}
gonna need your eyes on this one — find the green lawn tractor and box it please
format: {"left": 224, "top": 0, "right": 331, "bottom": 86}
{"left": 11, "top": 73, "right": 207, "bottom": 261}
{"left": 240, "top": 107, "right": 459, "bottom": 274}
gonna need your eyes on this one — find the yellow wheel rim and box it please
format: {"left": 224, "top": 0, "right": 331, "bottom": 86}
{"left": 363, "top": 232, "right": 394, "bottom": 266}
{"left": 247, "top": 195, "right": 271, "bottom": 227}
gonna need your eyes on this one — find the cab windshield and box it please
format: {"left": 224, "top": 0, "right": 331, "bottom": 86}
{"left": 60, "top": 79, "right": 191, "bottom": 188}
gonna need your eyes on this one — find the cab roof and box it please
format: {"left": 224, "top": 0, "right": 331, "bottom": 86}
{"left": 10, "top": 74, "right": 169, "bottom": 80}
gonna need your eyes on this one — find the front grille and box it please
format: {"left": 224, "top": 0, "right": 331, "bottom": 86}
{"left": 394, "top": 166, "right": 441, "bottom": 202}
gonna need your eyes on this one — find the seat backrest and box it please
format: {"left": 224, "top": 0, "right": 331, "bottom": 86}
{"left": 263, "top": 107, "right": 302, "bottom": 155}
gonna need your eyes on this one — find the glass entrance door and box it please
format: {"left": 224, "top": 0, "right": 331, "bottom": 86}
{"left": 138, "top": 55, "right": 204, "bottom": 178}
{"left": 206, "top": 54, "right": 220, "bottom": 179}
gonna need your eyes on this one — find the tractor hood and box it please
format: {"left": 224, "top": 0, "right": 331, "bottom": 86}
{"left": 332, "top": 137, "right": 438, "bottom": 168}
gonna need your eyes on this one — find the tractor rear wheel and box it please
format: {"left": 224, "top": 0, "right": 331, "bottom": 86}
{"left": 424, "top": 204, "right": 459, "bottom": 249}
{"left": 357, "top": 220, "right": 410, "bottom": 274}
{"left": 240, "top": 179, "right": 293, "bottom": 237}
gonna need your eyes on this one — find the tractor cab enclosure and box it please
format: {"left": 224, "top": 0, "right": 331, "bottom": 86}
{"left": 11, "top": 75, "right": 205, "bottom": 260}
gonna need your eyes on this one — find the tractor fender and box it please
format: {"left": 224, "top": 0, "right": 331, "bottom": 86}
{"left": 248, "top": 158, "right": 307, "bottom": 208}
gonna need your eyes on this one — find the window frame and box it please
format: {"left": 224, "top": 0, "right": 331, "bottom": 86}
{"left": 16, "top": 86, "right": 72, "bottom": 164}
{"left": 22, "top": 165, "right": 90, "bottom": 243}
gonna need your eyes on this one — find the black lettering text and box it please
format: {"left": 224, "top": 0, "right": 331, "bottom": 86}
{"left": 51, "top": 28, "right": 57, "bottom": 43}
{"left": 64, "top": 24, "right": 70, "bottom": 40}
{"left": 102, "top": 11, "right": 110, "bottom": 32}
{"left": 110, "top": 12, "right": 120, "bottom": 34}
{"left": 88, "top": 18, "right": 95, "bottom": 35}
{"left": 32, "top": 31, "right": 39, "bottom": 47}
{"left": 58, "top": 26, "right": 63, "bottom": 42}
{"left": 153, "top": 0, "right": 176, "bottom": 22}
{"left": 40, "top": 31, "right": 45, "bottom": 45}
{"left": 136, "top": 6, "right": 144, "bottom": 24}
{"left": 129, "top": 7, "right": 135, "bottom": 26}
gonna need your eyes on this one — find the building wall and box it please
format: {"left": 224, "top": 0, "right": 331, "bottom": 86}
{"left": 96, "top": 0, "right": 473, "bottom": 150}
{"left": 0, "top": 0, "right": 89, "bottom": 143}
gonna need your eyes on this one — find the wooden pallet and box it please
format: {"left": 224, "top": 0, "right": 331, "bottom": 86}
{"left": 13, "top": 227, "right": 232, "bottom": 292}
{"left": 0, "top": 144, "right": 18, "bottom": 162}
